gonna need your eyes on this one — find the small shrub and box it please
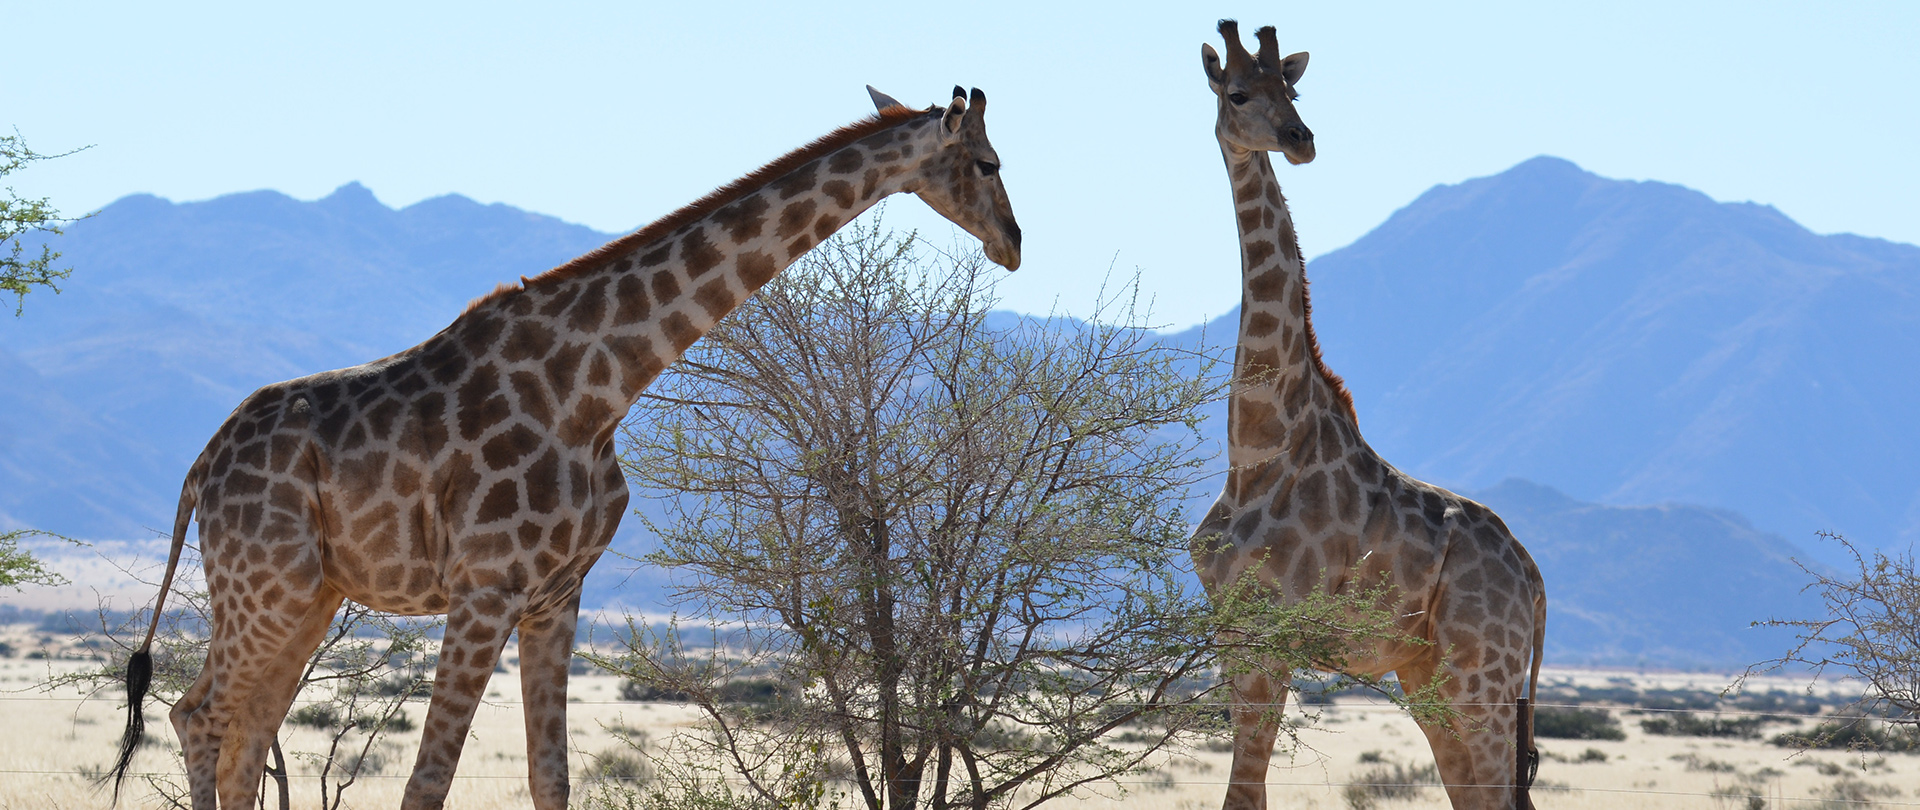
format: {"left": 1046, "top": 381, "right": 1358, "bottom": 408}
{"left": 1293, "top": 683, "right": 1337, "bottom": 705}
{"left": 1795, "top": 758, "right": 1846, "bottom": 777}
{"left": 605, "top": 721, "right": 650, "bottom": 742}
{"left": 1576, "top": 748, "right": 1607, "bottom": 763}
{"left": 620, "top": 680, "right": 692, "bottom": 702}
{"left": 618, "top": 677, "right": 792, "bottom": 706}
{"left": 342, "top": 744, "right": 391, "bottom": 776}
{"left": 377, "top": 711, "right": 416, "bottom": 733}
{"left": 1814, "top": 774, "right": 1901, "bottom": 808}
{"left": 1731, "top": 689, "right": 1833, "bottom": 717}
{"left": 1139, "top": 769, "right": 1175, "bottom": 792}
{"left": 1640, "top": 712, "right": 1766, "bottom": 739}
{"left": 1342, "top": 761, "right": 1438, "bottom": 810}
{"left": 714, "top": 677, "right": 792, "bottom": 705}
{"left": 1710, "top": 778, "right": 1768, "bottom": 810}
{"left": 288, "top": 704, "right": 341, "bottom": 729}
{"left": 587, "top": 748, "right": 652, "bottom": 783}
{"left": 1671, "top": 752, "right": 1736, "bottom": 772}
{"left": 971, "top": 723, "right": 1038, "bottom": 752}
{"left": 1774, "top": 720, "right": 1920, "bottom": 753}
{"left": 1533, "top": 707, "right": 1626, "bottom": 741}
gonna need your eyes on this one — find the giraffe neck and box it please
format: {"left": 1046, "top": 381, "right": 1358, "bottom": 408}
{"left": 450, "top": 113, "right": 944, "bottom": 449}
{"left": 1220, "top": 144, "right": 1357, "bottom": 480}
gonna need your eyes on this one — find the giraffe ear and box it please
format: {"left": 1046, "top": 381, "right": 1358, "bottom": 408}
{"left": 941, "top": 95, "right": 968, "bottom": 135}
{"left": 867, "top": 85, "right": 906, "bottom": 112}
{"left": 1201, "top": 43, "right": 1228, "bottom": 90}
{"left": 1280, "top": 51, "right": 1309, "bottom": 86}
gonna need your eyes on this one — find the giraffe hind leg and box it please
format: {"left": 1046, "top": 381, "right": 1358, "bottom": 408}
{"left": 219, "top": 589, "right": 347, "bottom": 805}
{"left": 1397, "top": 643, "right": 1530, "bottom": 808}
{"left": 170, "top": 585, "right": 333, "bottom": 809}
{"left": 170, "top": 666, "right": 218, "bottom": 809}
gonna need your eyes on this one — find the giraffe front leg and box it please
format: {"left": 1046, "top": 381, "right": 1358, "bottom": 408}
{"left": 402, "top": 588, "right": 523, "bottom": 810}
{"left": 518, "top": 590, "right": 583, "bottom": 810}
{"left": 1222, "top": 665, "right": 1289, "bottom": 810}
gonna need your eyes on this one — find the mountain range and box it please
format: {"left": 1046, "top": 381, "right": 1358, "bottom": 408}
{"left": 5, "top": 157, "right": 1909, "bottom": 667}
{"left": 1304, "top": 156, "right": 1920, "bottom": 554}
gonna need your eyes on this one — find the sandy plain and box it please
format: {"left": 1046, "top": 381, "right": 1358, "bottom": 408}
{"left": 2, "top": 625, "right": 1914, "bottom": 809}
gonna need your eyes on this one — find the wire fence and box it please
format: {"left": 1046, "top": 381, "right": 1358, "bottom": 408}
{"left": 0, "top": 770, "right": 1916, "bottom": 807}
{"left": 3, "top": 691, "right": 1918, "bottom": 807}
{"left": 0, "top": 693, "right": 1899, "bottom": 720}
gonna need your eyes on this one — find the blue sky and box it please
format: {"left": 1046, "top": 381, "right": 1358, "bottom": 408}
{"left": 5, "top": 1, "right": 1915, "bottom": 328}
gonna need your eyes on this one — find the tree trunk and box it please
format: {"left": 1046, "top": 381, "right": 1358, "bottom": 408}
{"left": 266, "top": 738, "right": 291, "bottom": 810}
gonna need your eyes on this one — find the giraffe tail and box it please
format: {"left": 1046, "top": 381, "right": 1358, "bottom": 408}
{"left": 108, "top": 450, "right": 208, "bottom": 805}
{"left": 1521, "top": 581, "right": 1547, "bottom": 801}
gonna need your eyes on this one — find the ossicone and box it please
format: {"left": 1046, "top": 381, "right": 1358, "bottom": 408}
{"left": 1216, "top": 19, "right": 1255, "bottom": 72}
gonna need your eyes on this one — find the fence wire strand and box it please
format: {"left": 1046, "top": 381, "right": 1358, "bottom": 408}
{"left": 0, "top": 694, "right": 1902, "bottom": 723}
{"left": 1, "top": 768, "right": 1918, "bottom": 806}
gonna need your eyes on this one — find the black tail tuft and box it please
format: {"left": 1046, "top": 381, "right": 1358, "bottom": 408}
{"left": 109, "top": 649, "right": 153, "bottom": 805}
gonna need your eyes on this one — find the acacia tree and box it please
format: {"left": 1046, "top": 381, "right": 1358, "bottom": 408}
{"left": 0, "top": 528, "right": 71, "bottom": 590}
{"left": 1743, "top": 531, "right": 1920, "bottom": 745}
{"left": 2, "top": 128, "right": 90, "bottom": 590}
{"left": 2, "top": 129, "right": 86, "bottom": 315}
{"left": 594, "top": 223, "right": 1421, "bottom": 810}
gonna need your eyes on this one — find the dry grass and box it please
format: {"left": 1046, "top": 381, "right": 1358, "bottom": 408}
{"left": 4, "top": 632, "right": 1919, "bottom": 809}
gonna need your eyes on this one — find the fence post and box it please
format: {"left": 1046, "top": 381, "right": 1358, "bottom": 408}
{"left": 1514, "top": 697, "right": 1533, "bottom": 810}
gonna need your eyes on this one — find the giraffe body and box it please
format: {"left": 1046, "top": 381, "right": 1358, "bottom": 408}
{"left": 1189, "top": 22, "right": 1546, "bottom": 810}
{"left": 113, "top": 88, "right": 1021, "bottom": 810}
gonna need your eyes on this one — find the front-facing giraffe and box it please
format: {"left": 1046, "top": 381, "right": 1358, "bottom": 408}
{"left": 1187, "top": 22, "right": 1547, "bottom": 810}
{"left": 110, "top": 86, "right": 1021, "bottom": 810}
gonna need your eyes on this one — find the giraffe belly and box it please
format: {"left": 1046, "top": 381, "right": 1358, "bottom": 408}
{"left": 323, "top": 551, "right": 453, "bottom": 615}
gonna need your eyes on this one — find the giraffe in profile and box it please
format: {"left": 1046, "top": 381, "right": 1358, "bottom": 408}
{"left": 1187, "top": 21, "right": 1547, "bottom": 810}
{"left": 109, "top": 85, "right": 1022, "bottom": 810}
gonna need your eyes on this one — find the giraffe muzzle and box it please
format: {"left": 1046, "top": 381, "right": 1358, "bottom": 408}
{"left": 987, "top": 218, "right": 1023, "bottom": 271}
{"left": 1282, "top": 125, "right": 1316, "bottom": 165}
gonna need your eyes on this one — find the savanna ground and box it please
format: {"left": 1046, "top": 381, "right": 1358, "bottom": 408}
{"left": 1, "top": 624, "right": 1912, "bottom": 809}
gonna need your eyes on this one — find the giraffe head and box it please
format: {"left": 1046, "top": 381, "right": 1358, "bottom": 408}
{"left": 869, "top": 85, "right": 1023, "bottom": 271}
{"left": 1201, "top": 20, "right": 1315, "bottom": 165}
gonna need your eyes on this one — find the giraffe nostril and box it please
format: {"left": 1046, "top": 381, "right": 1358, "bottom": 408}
{"left": 1287, "top": 126, "right": 1312, "bottom": 143}
{"left": 1004, "top": 219, "right": 1022, "bottom": 250}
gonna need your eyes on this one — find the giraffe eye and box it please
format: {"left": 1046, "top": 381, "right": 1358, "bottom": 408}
{"left": 976, "top": 160, "right": 1000, "bottom": 176}
{"left": 1229, "top": 92, "right": 1249, "bottom": 106}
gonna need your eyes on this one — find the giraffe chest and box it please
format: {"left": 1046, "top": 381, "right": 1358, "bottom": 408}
{"left": 1200, "top": 460, "right": 1458, "bottom": 607}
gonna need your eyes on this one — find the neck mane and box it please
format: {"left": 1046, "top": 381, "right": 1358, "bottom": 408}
{"left": 468, "top": 105, "right": 934, "bottom": 310}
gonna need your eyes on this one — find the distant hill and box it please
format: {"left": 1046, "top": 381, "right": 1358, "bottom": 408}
{"left": 1297, "top": 156, "right": 1920, "bottom": 558}
{"left": 1467, "top": 479, "right": 1822, "bottom": 669}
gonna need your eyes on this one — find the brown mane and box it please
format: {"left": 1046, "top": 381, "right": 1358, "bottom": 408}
{"left": 465, "top": 104, "right": 933, "bottom": 313}
{"left": 1297, "top": 270, "right": 1359, "bottom": 425}
{"left": 1276, "top": 202, "right": 1357, "bottom": 425}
